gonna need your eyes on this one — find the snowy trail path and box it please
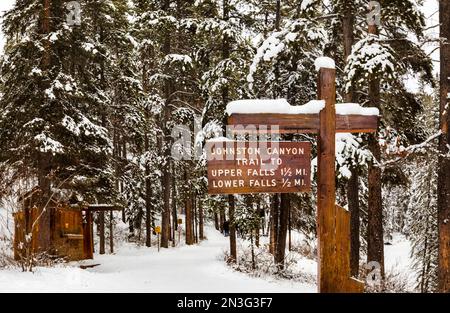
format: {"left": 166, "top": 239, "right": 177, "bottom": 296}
{"left": 0, "top": 226, "right": 316, "bottom": 293}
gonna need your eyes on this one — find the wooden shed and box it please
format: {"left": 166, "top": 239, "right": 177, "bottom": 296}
{"left": 14, "top": 188, "right": 121, "bottom": 262}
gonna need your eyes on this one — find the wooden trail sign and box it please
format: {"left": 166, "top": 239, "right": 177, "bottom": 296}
{"left": 207, "top": 141, "right": 311, "bottom": 194}
{"left": 209, "top": 60, "right": 378, "bottom": 293}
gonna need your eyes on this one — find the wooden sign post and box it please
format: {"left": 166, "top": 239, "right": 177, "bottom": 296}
{"left": 155, "top": 226, "right": 161, "bottom": 252}
{"left": 208, "top": 61, "right": 378, "bottom": 293}
{"left": 316, "top": 67, "right": 364, "bottom": 292}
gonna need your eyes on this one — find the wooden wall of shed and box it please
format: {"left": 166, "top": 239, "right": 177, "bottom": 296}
{"left": 13, "top": 211, "right": 26, "bottom": 261}
{"left": 13, "top": 207, "right": 46, "bottom": 261}
{"left": 53, "top": 209, "right": 85, "bottom": 261}
{"left": 14, "top": 206, "right": 91, "bottom": 262}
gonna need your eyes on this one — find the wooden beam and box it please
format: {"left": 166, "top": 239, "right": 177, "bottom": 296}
{"left": 228, "top": 113, "right": 378, "bottom": 134}
{"left": 317, "top": 67, "right": 337, "bottom": 293}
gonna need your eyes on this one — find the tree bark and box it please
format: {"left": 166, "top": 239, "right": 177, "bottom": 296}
{"left": 145, "top": 157, "right": 152, "bottom": 247}
{"left": 438, "top": 0, "right": 450, "bottom": 292}
{"left": 193, "top": 196, "right": 198, "bottom": 243}
{"left": 275, "top": 194, "right": 290, "bottom": 270}
{"left": 219, "top": 207, "right": 226, "bottom": 233}
{"left": 342, "top": 0, "right": 360, "bottom": 278}
{"left": 275, "top": 0, "right": 281, "bottom": 31}
{"left": 99, "top": 211, "right": 105, "bottom": 255}
{"left": 367, "top": 24, "right": 384, "bottom": 276}
{"left": 171, "top": 164, "right": 177, "bottom": 247}
{"left": 214, "top": 212, "right": 220, "bottom": 231}
{"left": 109, "top": 210, "right": 114, "bottom": 253}
{"left": 199, "top": 200, "right": 204, "bottom": 240}
{"left": 288, "top": 205, "right": 292, "bottom": 251}
{"left": 348, "top": 168, "right": 360, "bottom": 277}
{"left": 256, "top": 200, "right": 261, "bottom": 248}
{"left": 144, "top": 112, "right": 152, "bottom": 247}
{"left": 184, "top": 169, "right": 194, "bottom": 245}
{"left": 160, "top": 0, "right": 173, "bottom": 249}
{"left": 269, "top": 194, "right": 279, "bottom": 254}
{"left": 228, "top": 195, "right": 237, "bottom": 262}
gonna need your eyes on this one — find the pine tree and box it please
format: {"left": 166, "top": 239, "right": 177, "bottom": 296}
{"left": 0, "top": 0, "right": 118, "bottom": 204}
{"left": 344, "top": 0, "right": 433, "bottom": 276}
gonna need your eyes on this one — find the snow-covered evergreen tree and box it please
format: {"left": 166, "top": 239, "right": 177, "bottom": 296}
{"left": 0, "top": 0, "right": 118, "bottom": 202}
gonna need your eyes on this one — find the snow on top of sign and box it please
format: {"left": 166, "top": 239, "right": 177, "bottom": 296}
{"left": 226, "top": 99, "right": 379, "bottom": 116}
{"left": 226, "top": 99, "right": 325, "bottom": 115}
{"left": 314, "top": 57, "right": 335, "bottom": 71}
{"left": 336, "top": 103, "right": 379, "bottom": 116}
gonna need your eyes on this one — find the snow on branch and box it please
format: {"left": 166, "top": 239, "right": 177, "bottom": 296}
{"left": 345, "top": 35, "right": 398, "bottom": 91}
{"left": 164, "top": 54, "right": 193, "bottom": 71}
{"left": 34, "top": 133, "right": 64, "bottom": 154}
{"left": 379, "top": 130, "right": 443, "bottom": 168}
{"left": 246, "top": 19, "right": 327, "bottom": 88}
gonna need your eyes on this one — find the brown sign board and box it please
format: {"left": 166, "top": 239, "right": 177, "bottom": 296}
{"left": 207, "top": 141, "right": 311, "bottom": 195}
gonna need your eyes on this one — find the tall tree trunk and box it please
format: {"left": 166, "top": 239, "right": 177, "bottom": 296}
{"left": 143, "top": 56, "right": 152, "bottom": 247}
{"left": 99, "top": 211, "right": 105, "bottom": 255}
{"left": 145, "top": 132, "right": 152, "bottom": 247}
{"left": 288, "top": 206, "right": 292, "bottom": 251}
{"left": 199, "top": 200, "right": 204, "bottom": 240}
{"left": 348, "top": 168, "right": 360, "bottom": 276}
{"left": 109, "top": 210, "right": 114, "bottom": 253}
{"left": 228, "top": 195, "right": 237, "bottom": 262}
{"left": 269, "top": 194, "right": 279, "bottom": 254}
{"left": 184, "top": 169, "right": 194, "bottom": 245}
{"left": 438, "top": 0, "right": 450, "bottom": 292}
{"left": 219, "top": 207, "right": 226, "bottom": 232}
{"left": 39, "top": 0, "right": 51, "bottom": 193}
{"left": 193, "top": 196, "right": 198, "bottom": 243}
{"left": 275, "top": 194, "right": 290, "bottom": 270}
{"left": 275, "top": 0, "right": 281, "bottom": 31}
{"left": 34, "top": 0, "right": 53, "bottom": 255}
{"left": 160, "top": 0, "right": 172, "bottom": 248}
{"left": 171, "top": 164, "right": 177, "bottom": 247}
{"left": 367, "top": 24, "right": 385, "bottom": 276}
{"left": 256, "top": 200, "right": 261, "bottom": 248}
{"left": 214, "top": 212, "right": 220, "bottom": 231}
{"left": 342, "top": 0, "right": 360, "bottom": 278}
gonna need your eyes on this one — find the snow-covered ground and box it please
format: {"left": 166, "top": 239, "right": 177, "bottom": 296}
{"left": 0, "top": 223, "right": 415, "bottom": 293}
{"left": 0, "top": 225, "right": 316, "bottom": 293}
{"left": 384, "top": 233, "right": 416, "bottom": 290}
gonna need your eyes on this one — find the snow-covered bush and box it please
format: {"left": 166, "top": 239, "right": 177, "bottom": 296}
{"left": 225, "top": 244, "right": 315, "bottom": 284}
